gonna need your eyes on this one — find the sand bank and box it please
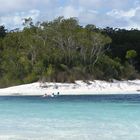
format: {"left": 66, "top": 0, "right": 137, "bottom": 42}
{"left": 0, "top": 80, "right": 140, "bottom": 96}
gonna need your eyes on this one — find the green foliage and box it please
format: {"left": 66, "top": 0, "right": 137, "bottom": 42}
{"left": 95, "top": 55, "right": 123, "bottom": 80}
{"left": 23, "top": 72, "right": 39, "bottom": 83}
{"left": 42, "top": 64, "right": 55, "bottom": 82}
{"left": 122, "top": 62, "right": 138, "bottom": 80}
{"left": 125, "top": 50, "right": 137, "bottom": 66}
{"left": 103, "top": 28, "right": 140, "bottom": 71}
{"left": 0, "top": 17, "right": 139, "bottom": 87}
{"left": 0, "top": 26, "right": 6, "bottom": 38}
{"left": 125, "top": 50, "right": 137, "bottom": 59}
{"left": 46, "top": 64, "right": 54, "bottom": 77}
{"left": 59, "top": 64, "right": 69, "bottom": 72}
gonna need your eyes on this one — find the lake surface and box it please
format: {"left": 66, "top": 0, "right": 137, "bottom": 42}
{"left": 0, "top": 94, "right": 140, "bottom": 140}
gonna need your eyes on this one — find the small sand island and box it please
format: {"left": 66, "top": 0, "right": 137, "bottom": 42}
{"left": 0, "top": 80, "right": 140, "bottom": 96}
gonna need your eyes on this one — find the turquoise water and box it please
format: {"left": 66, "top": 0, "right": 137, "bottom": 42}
{"left": 0, "top": 95, "right": 140, "bottom": 140}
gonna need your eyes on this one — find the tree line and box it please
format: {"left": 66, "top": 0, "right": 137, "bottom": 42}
{"left": 0, "top": 17, "right": 139, "bottom": 87}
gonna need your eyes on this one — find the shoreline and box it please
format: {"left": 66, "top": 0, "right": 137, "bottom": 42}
{"left": 0, "top": 80, "right": 140, "bottom": 96}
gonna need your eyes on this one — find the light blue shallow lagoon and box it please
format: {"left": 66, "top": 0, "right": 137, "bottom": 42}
{"left": 0, "top": 94, "right": 140, "bottom": 140}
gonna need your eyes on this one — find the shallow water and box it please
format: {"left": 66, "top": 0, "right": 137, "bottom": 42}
{"left": 0, "top": 94, "right": 140, "bottom": 140}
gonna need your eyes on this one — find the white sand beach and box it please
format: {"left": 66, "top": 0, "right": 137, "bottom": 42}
{"left": 0, "top": 80, "right": 140, "bottom": 96}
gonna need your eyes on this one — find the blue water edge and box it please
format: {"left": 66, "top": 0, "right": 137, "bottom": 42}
{"left": 0, "top": 94, "right": 140, "bottom": 140}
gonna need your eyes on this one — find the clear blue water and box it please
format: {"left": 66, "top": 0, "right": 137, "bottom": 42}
{"left": 0, "top": 94, "right": 140, "bottom": 140}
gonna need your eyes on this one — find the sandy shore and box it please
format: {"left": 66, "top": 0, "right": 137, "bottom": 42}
{"left": 0, "top": 80, "right": 140, "bottom": 96}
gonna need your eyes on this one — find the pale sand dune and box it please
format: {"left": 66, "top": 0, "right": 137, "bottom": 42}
{"left": 0, "top": 80, "right": 140, "bottom": 96}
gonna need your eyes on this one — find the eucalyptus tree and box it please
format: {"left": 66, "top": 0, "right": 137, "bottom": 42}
{"left": 0, "top": 26, "right": 6, "bottom": 38}
{"left": 22, "top": 19, "right": 46, "bottom": 68}
{"left": 41, "top": 17, "right": 80, "bottom": 66}
{"left": 76, "top": 27, "right": 111, "bottom": 72}
{"left": 125, "top": 50, "right": 137, "bottom": 66}
{"left": 41, "top": 17, "right": 111, "bottom": 72}
{"left": 1, "top": 30, "right": 29, "bottom": 84}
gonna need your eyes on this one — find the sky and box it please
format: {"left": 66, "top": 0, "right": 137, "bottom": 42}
{"left": 0, "top": 0, "right": 140, "bottom": 29}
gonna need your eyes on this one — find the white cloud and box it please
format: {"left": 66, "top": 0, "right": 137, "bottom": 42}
{"left": 0, "top": 0, "right": 31, "bottom": 14}
{"left": 70, "top": 0, "right": 135, "bottom": 10}
{"left": 0, "top": 10, "right": 40, "bottom": 29}
{"left": 58, "top": 6, "right": 80, "bottom": 18}
{"left": 77, "top": 0, "right": 103, "bottom": 9}
{"left": 107, "top": 7, "right": 140, "bottom": 18}
{"left": 106, "top": 6, "right": 140, "bottom": 29}
{"left": 0, "top": 0, "right": 57, "bottom": 15}
{"left": 56, "top": 5, "right": 98, "bottom": 25}
{"left": 0, "top": 0, "right": 140, "bottom": 29}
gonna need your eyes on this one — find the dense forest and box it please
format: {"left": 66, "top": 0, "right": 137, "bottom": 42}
{"left": 0, "top": 17, "right": 140, "bottom": 87}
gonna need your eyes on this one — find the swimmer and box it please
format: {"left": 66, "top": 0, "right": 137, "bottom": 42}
{"left": 43, "top": 93, "right": 48, "bottom": 97}
{"left": 51, "top": 93, "right": 55, "bottom": 97}
{"left": 57, "top": 92, "right": 60, "bottom": 95}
